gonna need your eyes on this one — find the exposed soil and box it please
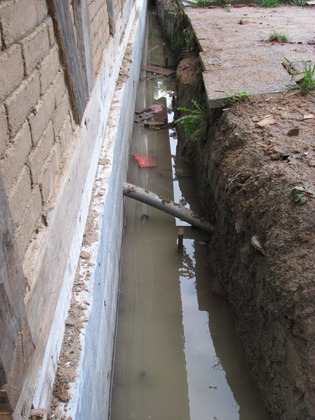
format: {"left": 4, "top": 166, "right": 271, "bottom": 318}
{"left": 176, "top": 54, "right": 315, "bottom": 419}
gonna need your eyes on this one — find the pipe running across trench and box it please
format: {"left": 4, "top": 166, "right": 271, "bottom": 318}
{"left": 123, "top": 182, "right": 213, "bottom": 233}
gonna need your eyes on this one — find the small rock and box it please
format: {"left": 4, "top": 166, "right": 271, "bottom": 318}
{"left": 287, "top": 126, "right": 299, "bottom": 136}
{"left": 256, "top": 115, "right": 276, "bottom": 127}
{"left": 251, "top": 235, "right": 265, "bottom": 255}
{"left": 80, "top": 251, "right": 91, "bottom": 259}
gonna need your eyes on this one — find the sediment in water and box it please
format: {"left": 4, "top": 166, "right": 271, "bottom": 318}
{"left": 154, "top": 1, "right": 315, "bottom": 419}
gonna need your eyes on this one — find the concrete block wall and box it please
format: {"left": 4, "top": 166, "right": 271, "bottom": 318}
{"left": 89, "top": 0, "right": 110, "bottom": 74}
{"left": 0, "top": 0, "right": 75, "bottom": 260}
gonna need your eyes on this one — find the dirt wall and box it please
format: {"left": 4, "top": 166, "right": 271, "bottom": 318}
{"left": 200, "top": 99, "right": 315, "bottom": 420}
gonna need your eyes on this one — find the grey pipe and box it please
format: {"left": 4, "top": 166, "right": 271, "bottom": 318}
{"left": 123, "top": 182, "right": 213, "bottom": 233}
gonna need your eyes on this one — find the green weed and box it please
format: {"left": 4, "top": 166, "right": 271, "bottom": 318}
{"left": 290, "top": 0, "right": 308, "bottom": 5}
{"left": 191, "top": 0, "right": 208, "bottom": 7}
{"left": 165, "top": 1, "right": 181, "bottom": 15}
{"left": 288, "top": 61, "right": 315, "bottom": 95}
{"left": 224, "top": 91, "right": 249, "bottom": 106}
{"left": 293, "top": 183, "right": 315, "bottom": 205}
{"left": 268, "top": 31, "right": 290, "bottom": 43}
{"left": 182, "top": 27, "right": 194, "bottom": 57}
{"left": 260, "top": 0, "right": 281, "bottom": 6}
{"left": 175, "top": 99, "right": 208, "bottom": 142}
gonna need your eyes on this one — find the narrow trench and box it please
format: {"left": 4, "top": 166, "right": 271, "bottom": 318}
{"left": 110, "top": 6, "right": 271, "bottom": 420}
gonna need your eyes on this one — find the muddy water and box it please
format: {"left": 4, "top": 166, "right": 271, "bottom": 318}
{"left": 110, "top": 7, "right": 270, "bottom": 420}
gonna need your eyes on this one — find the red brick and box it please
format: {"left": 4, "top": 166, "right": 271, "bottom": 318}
{"left": 0, "top": 44, "right": 24, "bottom": 102}
{"left": 1, "top": 122, "right": 32, "bottom": 192}
{"left": 5, "top": 70, "right": 40, "bottom": 137}
{"left": 22, "top": 20, "right": 50, "bottom": 76}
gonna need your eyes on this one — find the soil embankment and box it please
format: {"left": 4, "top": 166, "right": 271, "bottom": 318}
{"left": 156, "top": 1, "right": 315, "bottom": 418}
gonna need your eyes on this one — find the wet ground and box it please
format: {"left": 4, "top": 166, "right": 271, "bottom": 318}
{"left": 110, "top": 7, "right": 271, "bottom": 420}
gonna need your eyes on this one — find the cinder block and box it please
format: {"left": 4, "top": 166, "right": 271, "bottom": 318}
{"left": 0, "top": 0, "right": 37, "bottom": 47}
{"left": 40, "top": 46, "right": 60, "bottom": 95}
{"left": 53, "top": 70, "right": 67, "bottom": 107}
{"left": 34, "top": 0, "right": 48, "bottom": 24}
{"left": 8, "top": 165, "right": 32, "bottom": 226}
{"left": 0, "top": 105, "right": 9, "bottom": 155}
{"left": 0, "top": 44, "right": 24, "bottom": 102}
{"left": 28, "top": 121, "right": 54, "bottom": 185}
{"left": 57, "top": 114, "right": 73, "bottom": 155}
{"left": 52, "top": 93, "right": 71, "bottom": 137}
{"left": 22, "top": 20, "right": 50, "bottom": 76}
{"left": 41, "top": 142, "right": 62, "bottom": 203}
{"left": 1, "top": 122, "right": 32, "bottom": 192}
{"left": 89, "top": 1, "right": 98, "bottom": 22}
{"left": 46, "top": 17, "right": 56, "bottom": 48}
{"left": 15, "top": 185, "right": 42, "bottom": 257}
{"left": 29, "top": 84, "right": 55, "bottom": 145}
{"left": 5, "top": 70, "right": 40, "bottom": 137}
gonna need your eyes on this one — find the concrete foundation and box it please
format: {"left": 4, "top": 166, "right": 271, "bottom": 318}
{"left": 185, "top": 6, "right": 315, "bottom": 108}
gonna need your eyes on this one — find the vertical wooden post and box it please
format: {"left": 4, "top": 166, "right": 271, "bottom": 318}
{"left": 73, "top": 0, "right": 94, "bottom": 94}
{"left": 48, "top": 0, "right": 89, "bottom": 122}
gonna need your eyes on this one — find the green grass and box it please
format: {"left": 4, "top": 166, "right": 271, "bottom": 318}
{"left": 288, "top": 61, "right": 315, "bottom": 95}
{"left": 268, "top": 31, "right": 291, "bottom": 43}
{"left": 260, "top": 0, "right": 281, "bottom": 7}
{"left": 175, "top": 99, "right": 208, "bottom": 142}
{"left": 191, "top": 0, "right": 208, "bottom": 7}
{"left": 224, "top": 91, "right": 249, "bottom": 106}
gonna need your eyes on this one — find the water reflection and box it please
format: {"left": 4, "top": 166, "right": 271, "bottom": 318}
{"left": 178, "top": 236, "right": 270, "bottom": 420}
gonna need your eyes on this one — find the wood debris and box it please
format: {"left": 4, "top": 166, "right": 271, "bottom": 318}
{"left": 256, "top": 115, "right": 276, "bottom": 127}
{"left": 143, "top": 64, "right": 175, "bottom": 76}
